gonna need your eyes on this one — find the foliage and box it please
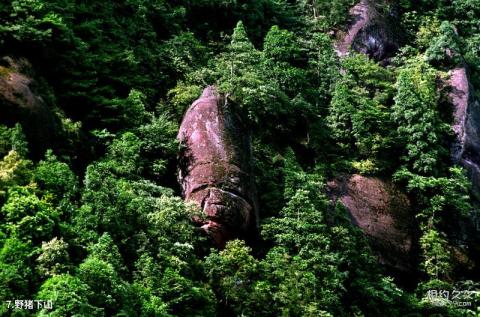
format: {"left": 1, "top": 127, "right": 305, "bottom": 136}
{"left": 0, "top": 150, "right": 33, "bottom": 200}
{"left": 34, "top": 150, "right": 78, "bottom": 205}
{"left": 392, "top": 58, "right": 450, "bottom": 175}
{"left": 424, "top": 21, "right": 462, "bottom": 67}
{"left": 327, "top": 54, "right": 396, "bottom": 172}
{"left": 10, "top": 123, "right": 28, "bottom": 157}
{"left": 205, "top": 158, "right": 410, "bottom": 316}
{"left": 36, "top": 237, "right": 70, "bottom": 277}
{"left": 1, "top": 187, "right": 59, "bottom": 244}
{"left": 298, "top": 0, "right": 356, "bottom": 30}
{"left": 0, "top": 237, "right": 35, "bottom": 302}
{"left": 394, "top": 167, "right": 471, "bottom": 225}
{"left": 36, "top": 274, "right": 101, "bottom": 317}
{"left": 0, "top": 0, "right": 64, "bottom": 44}
{"left": 419, "top": 229, "right": 452, "bottom": 280}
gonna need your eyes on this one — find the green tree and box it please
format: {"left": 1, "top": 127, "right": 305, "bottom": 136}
{"left": 104, "top": 89, "right": 148, "bottom": 130}
{"left": 0, "top": 150, "right": 33, "bottom": 199}
{"left": 175, "top": 22, "right": 303, "bottom": 138}
{"left": 419, "top": 229, "right": 452, "bottom": 280}
{"left": 305, "top": 32, "right": 338, "bottom": 109}
{"left": 264, "top": 157, "right": 407, "bottom": 316}
{"left": 327, "top": 54, "right": 395, "bottom": 172}
{"left": 0, "top": 237, "right": 35, "bottom": 303}
{"left": 0, "top": 125, "right": 11, "bottom": 157}
{"left": 10, "top": 123, "right": 28, "bottom": 157}
{"left": 1, "top": 187, "right": 59, "bottom": 244}
{"left": 78, "top": 256, "right": 126, "bottom": 315}
{"left": 87, "top": 233, "right": 126, "bottom": 276}
{"left": 36, "top": 237, "right": 70, "bottom": 277}
{"left": 298, "top": 0, "right": 356, "bottom": 30}
{"left": 205, "top": 240, "right": 261, "bottom": 316}
{"left": 137, "top": 114, "right": 179, "bottom": 181}
{"left": 424, "top": 21, "right": 462, "bottom": 66}
{"left": 36, "top": 274, "right": 102, "bottom": 317}
{"left": 392, "top": 58, "right": 450, "bottom": 175}
{"left": 99, "top": 132, "right": 142, "bottom": 177}
{"left": 0, "top": 0, "right": 64, "bottom": 44}
{"left": 394, "top": 167, "right": 471, "bottom": 226}
{"left": 263, "top": 26, "right": 307, "bottom": 97}
{"left": 34, "top": 149, "right": 78, "bottom": 204}
{"left": 161, "top": 32, "right": 210, "bottom": 79}
{"left": 451, "top": 0, "right": 480, "bottom": 37}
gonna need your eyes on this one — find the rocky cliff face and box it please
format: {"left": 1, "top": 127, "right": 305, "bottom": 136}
{"left": 335, "top": 0, "right": 369, "bottom": 57}
{"left": 335, "top": 0, "right": 400, "bottom": 63}
{"left": 445, "top": 66, "right": 480, "bottom": 274}
{"left": 177, "top": 86, "right": 258, "bottom": 247}
{"left": 328, "top": 174, "right": 418, "bottom": 274}
{"left": 449, "top": 67, "right": 480, "bottom": 199}
{"left": 0, "top": 56, "right": 59, "bottom": 157}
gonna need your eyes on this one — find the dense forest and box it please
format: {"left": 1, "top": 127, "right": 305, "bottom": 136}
{"left": 0, "top": 0, "right": 479, "bottom": 316}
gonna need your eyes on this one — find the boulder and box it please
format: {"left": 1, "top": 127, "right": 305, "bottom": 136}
{"left": 0, "top": 56, "right": 60, "bottom": 157}
{"left": 328, "top": 174, "right": 418, "bottom": 273}
{"left": 177, "top": 86, "right": 258, "bottom": 247}
{"left": 335, "top": 0, "right": 400, "bottom": 63}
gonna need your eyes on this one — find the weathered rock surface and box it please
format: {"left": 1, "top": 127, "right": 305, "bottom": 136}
{"left": 0, "top": 56, "right": 59, "bottom": 157}
{"left": 445, "top": 67, "right": 480, "bottom": 277}
{"left": 328, "top": 174, "right": 418, "bottom": 273}
{"left": 335, "top": 0, "right": 370, "bottom": 58}
{"left": 177, "top": 86, "right": 258, "bottom": 247}
{"left": 449, "top": 67, "right": 480, "bottom": 199}
{"left": 335, "top": 0, "right": 400, "bottom": 63}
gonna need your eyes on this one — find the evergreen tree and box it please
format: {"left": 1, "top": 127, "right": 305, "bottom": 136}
{"left": 392, "top": 58, "right": 449, "bottom": 175}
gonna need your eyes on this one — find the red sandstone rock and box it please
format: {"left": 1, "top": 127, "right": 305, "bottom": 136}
{"left": 328, "top": 174, "right": 417, "bottom": 273}
{"left": 448, "top": 67, "right": 480, "bottom": 199}
{"left": 177, "top": 86, "right": 258, "bottom": 247}
{"left": 335, "top": 0, "right": 370, "bottom": 57}
{"left": 445, "top": 67, "right": 480, "bottom": 275}
{"left": 0, "top": 57, "right": 43, "bottom": 111}
{"left": 0, "top": 56, "right": 59, "bottom": 157}
{"left": 335, "top": 0, "right": 400, "bottom": 63}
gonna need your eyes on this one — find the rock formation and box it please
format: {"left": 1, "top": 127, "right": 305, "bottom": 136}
{"left": 448, "top": 67, "right": 480, "bottom": 199}
{"left": 328, "top": 174, "right": 418, "bottom": 273}
{"left": 445, "top": 67, "right": 480, "bottom": 276}
{"left": 335, "top": 0, "right": 400, "bottom": 63}
{"left": 0, "top": 56, "right": 59, "bottom": 157}
{"left": 335, "top": 0, "right": 369, "bottom": 58}
{"left": 177, "top": 86, "right": 258, "bottom": 248}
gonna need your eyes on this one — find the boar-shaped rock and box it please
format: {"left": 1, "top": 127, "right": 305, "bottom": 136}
{"left": 177, "top": 86, "right": 258, "bottom": 247}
